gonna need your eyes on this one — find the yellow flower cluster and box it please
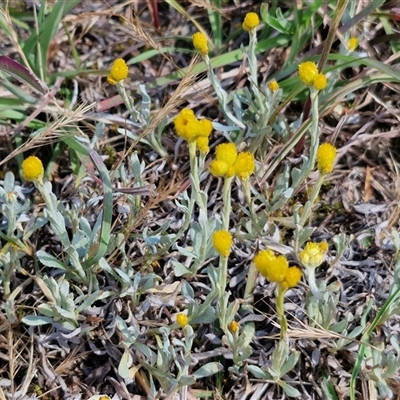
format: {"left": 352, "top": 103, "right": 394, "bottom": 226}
{"left": 254, "top": 249, "right": 302, "bottom": 290}
{"left": 348, "top": 37, "right": 359, "bottom": 51}
{"left": 268, "top": 80, "right": 279, "bottom": 93}
{"left": 313, "top": 74, "right": 327, "bottom": 91}
{"left": 177, "top": 313, "right": 189, "bottom": 328}
{"left": 298, "top": 61, "right": 318, "bottom": 85}
{"left": 242, "top": 12, "right": 260, "bottom": 31}
{"left": 192, "top": 32, "right": 209, "bottom": 56}
{"left": 22, "top": 155, "right": 44, "bottom": 181}
{"left": 173, "top": 109, "right": 213, "bottom": 153}
{"left": 228, "top": 321, "right": 239, "bottom": 333}
{"left": 107, "top": 58, "right": 129, "bottom": 85}
{"left": 213, "top": 230, "right": 233, "bottom": 257}
{"left": 317, "top": 142, "right": 337, "bottom": 174}
{"left": 298, "top": 61, "right": 327, "bottom": 91}
{"left": 209, "top": 143, "right": 255, "bottom": 180}
{"left": 300, "top": 241, "right": 328, "bottom": 269}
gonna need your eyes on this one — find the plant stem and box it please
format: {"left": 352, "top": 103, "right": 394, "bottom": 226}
{"left": 222, "top": 176, "right": 233, "bottom": 231}
{"left": 299, "top": 173, "right": 325, "bottom": 226}
{"left": 242, "top": 178, "right": 258, "bottom": 228}
{"left": 304, "top": 89, "right": 320, "bottom": 178}
{"left": 248, "top": 29, "right": 265, "bottom": 114}
{"left": 188, "top": 141, "right": 206, "bottom": 212}
{"left": 219, "top": 254, "right": 228, "bottom": 294}
{"left": 276, "top": 285, "right": 288, "bottom": 340}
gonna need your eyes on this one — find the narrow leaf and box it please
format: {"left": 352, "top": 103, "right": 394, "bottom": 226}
{"left": 0, "top": 56, "right": 48, "bottom": 94}
{"left": 21, "top": 315, "right": 52, "bottom": 326}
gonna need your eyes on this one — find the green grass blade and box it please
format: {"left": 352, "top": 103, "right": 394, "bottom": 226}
{"left": 36, "top": 0, "right": 64, "bottom": 80}
{"left": 322, "top": 370, "right": 339, "bottom": 400}
{"left": 0, "top": 79, "right": 38, "bottom": 103}
{"left": 340, "top": 0, "right": 385, "bottom": 32}
{"left": 205, "top": 0, "right": 222, "bottom": 51}
{"left": 37, "top": 0, "right": 46, "bottom": 25}
{"left": 22, "top": 0, "right": 80, "bottom": 78}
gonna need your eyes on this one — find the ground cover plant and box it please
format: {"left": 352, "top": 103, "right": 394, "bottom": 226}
{"left": 1, "top": 0, "right": 400, "bottom": 399}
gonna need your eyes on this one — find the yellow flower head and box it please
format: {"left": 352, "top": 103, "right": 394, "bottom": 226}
{"left": 317, "top": 142, "right": 337, "bottom": 174}
{"left": 209, "top": 160, "right": 228, "bottom": 177}
{"left": 22, "top": 156, "right": 44, "bottom": 181}
{"left": 215, "top": 142, "right": 237, "bottom": 166}
{"left": 173, "top": 109, "right": 199, "bottom": 141}
{"left": 209, "top": 143, "right": 238, "bottom": 178}
{"left": 254, "top": 249, "right": 289, "bottom": 283}
{"left": 300, "top": 241, "right": 328, "bottom": 269}
{"left": 228, "top": 321, "right": 239, "bottom": 333}
{"left": 298, "top": 61, "right": 318, "bottom": 85}
{"left": 348, "top": 37, "right": 359, "bottom": 51}
{"left": 313, "top": 73, "right": 327, "bottom": 91}
{"left": 197, "top": 119, "right": 213, "bottom": 137}
{"left": 234, "top": 151, "right": 255, "bottom": 180}
{"left": 213, "top": 230, "right": 233, "bottom": 257}
{"left": 268, "top": 80, "right": 279, "bottom": 93}
{"left": 177, "top": 313, "right": 189, "bottom": 327}
{"left": 242, "top": 12, "right": 260, "bottom": 31}
{"left": 196, "top": 136, "right": 209, "bottom": 154}
{"left": 107, "top": 58, "right": 128, "bottom": 85}
{"left": 281, "top": 267, "right": 302, "bottom": 290}
{"left": 192, "top": 32, "right": 209, "bottom": 56}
